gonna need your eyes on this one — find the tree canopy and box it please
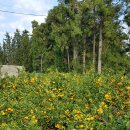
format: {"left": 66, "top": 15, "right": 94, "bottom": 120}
{"left": 0, "top": 0, "right": 130, "bottom": 74}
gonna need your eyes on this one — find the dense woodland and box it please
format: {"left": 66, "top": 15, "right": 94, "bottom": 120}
{"left": 0, "top": 0, "right": 130, "bottom": 74}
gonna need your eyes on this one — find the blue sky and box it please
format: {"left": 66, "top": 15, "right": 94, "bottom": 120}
{"left": 0, "top": 0, "right": 58, "bottom": 44}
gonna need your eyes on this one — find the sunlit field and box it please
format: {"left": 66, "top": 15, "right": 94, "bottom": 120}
{"left": 0, "top": 71, "right": 130, "bottom": 130}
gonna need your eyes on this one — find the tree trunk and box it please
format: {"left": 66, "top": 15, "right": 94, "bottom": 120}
{"left": 83, "top": 34, "right": 86, "bottom": 74}
{"left": 98, "top": 21, "right": 103, "bottom": 75}
{"left": 73, "top": 44, "right": 78, "bottom": 70}
{"left": 93, "top": 30, "right": 96, "bottom": 69}
{"left": 66, "top": 46, "right": 70, "bottom": 71}
{"left": 93, "top": 6, "right": 96, "bottom": 71}
{"left": 41, "top": 54, "right": 43, "bottom": 73}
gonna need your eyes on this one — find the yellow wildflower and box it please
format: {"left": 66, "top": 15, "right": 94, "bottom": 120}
{"left": 97, "top": 108, "right": 103, "bottom": 114}
{"left": 30, "top": 109, "right": 34, "bottom": 114}
{"left": 73, "top": 109, "right": 81, "bottom": 114}
{"left": 1, "top": 111, "right": 6, "bottom": 116}
{"left": 90, "top": 127, "right": 94, "bottom": 130}
{"left": 32, "top": 119, "right": 38, "bottom": 124}
{"left": 117, "top": 82, "right": 122, "bottom": 86}
{"left": 101, "top": 102, "right": 105, "bottom": 106}
{"left": 30, "top": 77, "right": 35, "bottom": 83}
{"left": 96, "top": 77, "right": 102, "bottom": 85}
{"left": 105, "top": 93, "right": 111, "bottom": 100}
{"left": 32, "top": 115, "right": 36, "bottom": 119}
{"left": 111, "top": 79, "right": 115, "bottom": 83}
{"left": 55, "top": 123, "right": 63, "bottom": 129}
{"left": 104, "top": 104, "right": 108, "bottom": 109}
{"left": 74, "top": 114, "right": 83, "bottom": 121}
{"left": 58, "top": 93, "right": 64, "bottom": 98}
{"left": 126, "top": 86, "right": 130, "bottom": 90}
{"left": 121, "top": 76, "right": 124, "bottom": 80}
{"left": 79, "top": 124, "right": 84, "bottom": 129}
{"left": 85, "top": 104, "right": 89, "bottom": 110}
{"left": 12, "top": 85, "right": 16, "bottom": 89}
{"left": 43, "top": 111, "right": 46, "bottom": 114}
{"left": 24, "top": 116, "right": 29, "bottom": 120}
{"left": 65, "top": 109, "right": 70, "bottom": 116}
{"left": 85, "top": 116, "right": 94, "bottom": 121}
{"left": 7, "top": 108, "right": 13, "bottom": 112}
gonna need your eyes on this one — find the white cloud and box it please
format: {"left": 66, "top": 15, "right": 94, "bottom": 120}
{"left": 10, "top": 0, "right": 55, "bottom": 33}
{"left": 12, "top": 0, "right": 52, "bottom": 13}
{"left": 9, "top": 15, "right": 47, "bottom": 34}
{"left": 0, "top": 13, "right": 5, "bottom": 21}
{"left": 0, "top": 23, "right": 6, "bottom": 28}
{"left": 0, "top": 0, "right": 58, "bottom": 43}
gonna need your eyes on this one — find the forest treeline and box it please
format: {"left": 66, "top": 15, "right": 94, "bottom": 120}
{"left": 0, "top": 0, "right": 130, "bottom": 74}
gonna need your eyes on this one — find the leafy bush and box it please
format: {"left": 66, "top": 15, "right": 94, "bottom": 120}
{"left": 0, "top": 71, "right": 130, "bottom": 130}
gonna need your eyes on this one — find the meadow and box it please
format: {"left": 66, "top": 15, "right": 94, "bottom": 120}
{"left": 0, "top": 70, "right": 130, "bottom": 130}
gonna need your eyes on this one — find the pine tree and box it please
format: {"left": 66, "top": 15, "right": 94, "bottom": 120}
{"left": 3, "top": 32, "right": 12, "bottom": 64}
{"left": 20, "top": 30, "right": 31, "bottom": 70}
{"left": 11, "top": 29, "right": 21, "bottom": 65}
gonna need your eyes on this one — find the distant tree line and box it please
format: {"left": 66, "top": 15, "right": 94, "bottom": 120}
{"left": 0, "top": 0, "right": 130, "bottom": 74}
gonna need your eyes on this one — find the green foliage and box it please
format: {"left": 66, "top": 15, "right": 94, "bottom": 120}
{"left": 0, "top": 71, "right": 130, "bottom": 129}
{"left": 0, "top": 0, "right": 129, "bottom": 73}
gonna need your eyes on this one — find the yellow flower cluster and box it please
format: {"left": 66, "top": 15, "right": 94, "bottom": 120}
{"left": 58, "top": 93, "right": 64, "bottom": 98}
{"left": 89, "top": 127, "right": 94, "bottom": 130}
{"left": 30, "top": 77, "right": 37, "bottom": 84}
{"left": 96, "top": 77, "right": 102, "bottom": 85}
{"left": 105, "top": 93, "right": 111, "bottom": 100}
{"left": 1, "top": 111, "right": 6, "bottom": 116}
{"left": 6, "top": 108, "right": 13, "bottom": 113}
{"left": 12, "top": 84, "right": 16, "bottom": 89}
{"left": 31, "top": 115, "right": 38, "bottom": 124}
{"left": 24, "top": 116, "right": 29, "bottom": 120}
{"left": 97, "top": 108, "right": 103, "bottom": 114}
{"left": 75, "top": 124, "right": 84, "bottom": 129}
{"left": 100, "top": 102, "right": 108, "bottom": 109}
{"left": 117, "top": 82, "right": 122, "bottom": 86}
{"left": 126, "top": 86, "right": 130, "bottom": 90}
{"left": 65, "top": 109, "right": 70, "bottom": 117}
{"left": 85, "top": 116, "right": 95, "bottom": 121}
{"left": 55, "top": 123, "right": 64, "bottom": 129}
{"left": 73, "top": 109, "right": 84, "bottom": 121}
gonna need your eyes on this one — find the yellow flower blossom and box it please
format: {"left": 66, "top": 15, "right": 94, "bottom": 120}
{"left": 117, "top": 82, "right": 122, "bottom": 86}
{"left": 105, "top": 93, "right": 111, "bottom": 100}
{"left": 55, "top": 123, "right": 64, "bottom": 129}
{"left": 85, "top": 104, "right": 89, "bottom": 110}
{"left": 74, "top": 114, "right": 83, "bottom": 121}
{"left": 30, "top": 109, "right": 34, "bottom": 114}
{"left": 30, "top": 77, "right": 35, "bottom": 83}
{"left": 85, "top": 116, "right": 95, "bottom": 121}
{"left": 6, "top": 108, "right": 13, "bottom": 113}
{"left": 42, "top": 111, "right": 46, "bottom": 114}
{"left": 90, "top": 127, "right": 94, "bottom": 130}
{"left": 24, "top": 116, "right": 29, "bottom": 120}
{"left": 32, "top": 115, "right": 36, "bottom": 119}
{"left": 58, "top": 93, "right": 64, "bottom": 98}
{"left": 73, "top": 109, "right": 81, "bottom": 114}
{"left": 65, "top": 109, "right": 70, "bottom": 116}
{"left": 126, "top": 86, "right": 130, "bottom": 90}
{"left": 104, "top": 104, "right": 108, "bottom": 109}
{"left": 32, "top": 119, "right": 38, "bottom": 124}
{"left": 1, "top": 111, "right": 6, "bottom": 116}
{"left": 97, "top": 108, "right": 103, "bottom": 114}
{"left": 79, "top": 124, "right": 84, "bottom": 129}
{"left": 96, "top": 77, "right": 102, "bottom": 85}
{"left": 111, "top": 79, "right": 116, "bottom": 83}
{"left": 12, "top": 85, "right": 16, "bottom": 89}
{"left": 100, "top": 102, "right": 108, "bottom": 109}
